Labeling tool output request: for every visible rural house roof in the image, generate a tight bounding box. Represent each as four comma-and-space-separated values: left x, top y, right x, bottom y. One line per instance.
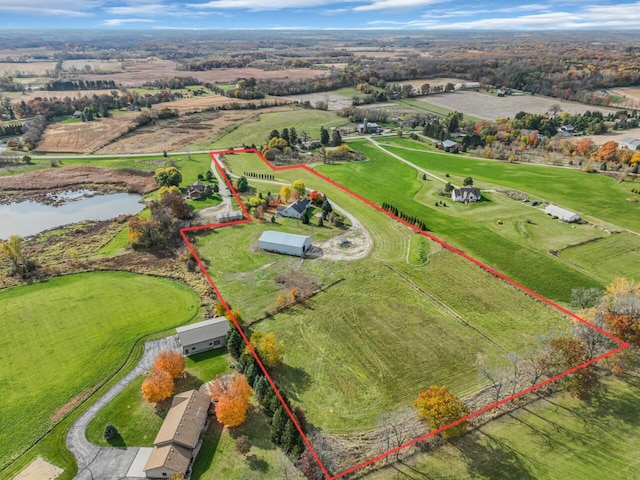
176, 317, 230, 348
620, 137, 640, 150
441, 140, 461, 148
145, 443, 191, 474
453, 187, 481, 197
290, 198, 311, 214
153, 389, 211, 449
187, 181, 206, 192
259, 230, 311, 249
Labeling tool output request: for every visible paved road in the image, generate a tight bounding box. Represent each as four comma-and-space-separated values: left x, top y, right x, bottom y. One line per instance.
67, 336, 180, 480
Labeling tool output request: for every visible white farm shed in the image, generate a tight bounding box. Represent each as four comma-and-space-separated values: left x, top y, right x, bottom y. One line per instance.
176, 317, 230, 356
544, 204, 580, 223
258, 230, 311, 257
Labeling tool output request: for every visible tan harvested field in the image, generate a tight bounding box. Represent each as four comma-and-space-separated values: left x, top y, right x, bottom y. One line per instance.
62, 59, 124, 72
76, 59, 328, 87
582, 126, 640, 146
36, 114, 137, 154
609, 87, 640, 109
280, 92, 352, 111
0, 62, 57, 75
414, 90, 620, 120
95, 108, 289, 154
151, 94, 254, 114
13, 89, 117, 102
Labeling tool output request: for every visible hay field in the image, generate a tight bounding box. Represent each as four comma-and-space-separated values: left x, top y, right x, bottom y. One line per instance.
77, 59, 328, 88
36, 115, 137, 154
0, 62, 57, 76
414, 91, 619, 120
279, 92, 352, 111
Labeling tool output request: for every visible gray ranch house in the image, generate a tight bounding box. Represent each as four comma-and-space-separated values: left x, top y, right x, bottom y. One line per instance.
277, 198, 311, 220
176, 317, 230, 356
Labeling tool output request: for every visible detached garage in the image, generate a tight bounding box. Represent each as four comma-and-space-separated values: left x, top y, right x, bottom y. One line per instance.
258, 230, 311, 257
176, 317, 230, 356
544, 204, 580, 223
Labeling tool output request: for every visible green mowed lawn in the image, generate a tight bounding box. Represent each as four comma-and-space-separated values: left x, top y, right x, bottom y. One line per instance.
365, 375, 640, 479
316, 142, 601, 302
255, 250, 569, 433
381, 143, 639, 232
560, 232, 640, 283
191, 405, 302, 480
86, 349, 232, 447
0, 272, 199, 469
210, 108, 350, 149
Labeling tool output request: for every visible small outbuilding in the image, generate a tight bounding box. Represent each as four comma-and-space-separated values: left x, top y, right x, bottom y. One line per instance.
258, 230, 311, 257
619, 137, 640, 151
176, 317, 230, 356
451, 187, 481, 203
544, 204, 580, 223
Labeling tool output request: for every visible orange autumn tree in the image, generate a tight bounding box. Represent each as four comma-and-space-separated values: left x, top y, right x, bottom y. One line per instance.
154, 350, 185, 379
598, 140, 618, 162
414, 386, 469, 439
141, 368, 174, 403
209, 374, 252, 427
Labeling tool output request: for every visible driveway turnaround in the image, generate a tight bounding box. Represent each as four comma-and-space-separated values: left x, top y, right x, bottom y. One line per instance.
66, 336, 180, 480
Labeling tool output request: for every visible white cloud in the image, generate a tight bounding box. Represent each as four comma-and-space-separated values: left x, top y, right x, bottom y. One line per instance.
189, 0, 330, 11
0, 0, 103, 16
370, 2, 640, 29
103, 18, 156, 26
354, 0, 445, 11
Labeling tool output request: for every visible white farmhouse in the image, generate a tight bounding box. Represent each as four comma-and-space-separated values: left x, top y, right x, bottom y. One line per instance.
451, 187, 481, 203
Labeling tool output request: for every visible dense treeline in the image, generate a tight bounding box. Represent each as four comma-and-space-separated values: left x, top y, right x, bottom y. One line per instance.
141, 76, 202, 89
44, 79, 117, 91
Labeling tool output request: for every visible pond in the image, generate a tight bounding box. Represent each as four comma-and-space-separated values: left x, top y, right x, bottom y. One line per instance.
0, 191, 145, 239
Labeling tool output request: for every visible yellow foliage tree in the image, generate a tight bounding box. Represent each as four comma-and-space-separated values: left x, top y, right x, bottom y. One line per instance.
279, 185, 292, 203
631, 151, 640, 166
292, 179, 306, 197
214, 302, 227, 317
414, 386, 469, 439
250, 332, 285, 367
288, 287, 300, 303
141, 368, 174, 403
153, 350, 185, 379
277, 294, 287, 308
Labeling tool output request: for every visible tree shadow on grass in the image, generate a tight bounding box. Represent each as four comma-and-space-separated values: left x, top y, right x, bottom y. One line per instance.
451, 431, 537, 480
106, 433, 127, 447
227, 406, 276, 451
190, 421, 224, 480
272, 364, 312, 402
246, 454, 269, 473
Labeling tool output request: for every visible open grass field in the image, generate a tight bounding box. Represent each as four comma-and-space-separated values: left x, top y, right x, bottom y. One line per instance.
209, 108, 350, 149
86, 349, 232, 447
194, 153, 572, 436
412, 90, 619, 121
560, 232, 640, 283
379, 142, 639, 233
365, 375, 640, 480
0, 272, 199, 470
315, 142, 602, 302
394, 97, 482, 123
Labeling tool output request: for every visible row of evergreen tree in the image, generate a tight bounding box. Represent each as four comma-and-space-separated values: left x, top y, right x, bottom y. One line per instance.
243, 171, 275, 180
381, 202, 428, 231
226, 328, 306, 458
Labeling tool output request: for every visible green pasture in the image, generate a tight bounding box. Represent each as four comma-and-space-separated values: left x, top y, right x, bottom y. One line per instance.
560, 232, 640, 283
381, 143, 639, 232
365, 375, 640, 480
0, 272, 199, 470
210, 108, 350, 149
315, 142, 601, 301
86, 349, 231, 447
195, 152, 571, 433
255, 250, 569, 433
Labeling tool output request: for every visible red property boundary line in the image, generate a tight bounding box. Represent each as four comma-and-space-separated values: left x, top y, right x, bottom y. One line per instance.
179, 148, 629, 480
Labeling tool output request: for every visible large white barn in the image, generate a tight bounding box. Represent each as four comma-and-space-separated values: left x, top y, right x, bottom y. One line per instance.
258, 230, 311, 257
544, 204, 580, 223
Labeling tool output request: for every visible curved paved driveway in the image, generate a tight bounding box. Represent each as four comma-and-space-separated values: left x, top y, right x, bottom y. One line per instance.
67, 336, 179, 480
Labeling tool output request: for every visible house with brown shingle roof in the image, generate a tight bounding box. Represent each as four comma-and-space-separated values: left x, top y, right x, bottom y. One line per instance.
144, 390, 211, 479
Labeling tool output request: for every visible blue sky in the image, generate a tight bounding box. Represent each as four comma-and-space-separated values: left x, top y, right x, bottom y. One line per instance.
1, 0, 640, 30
